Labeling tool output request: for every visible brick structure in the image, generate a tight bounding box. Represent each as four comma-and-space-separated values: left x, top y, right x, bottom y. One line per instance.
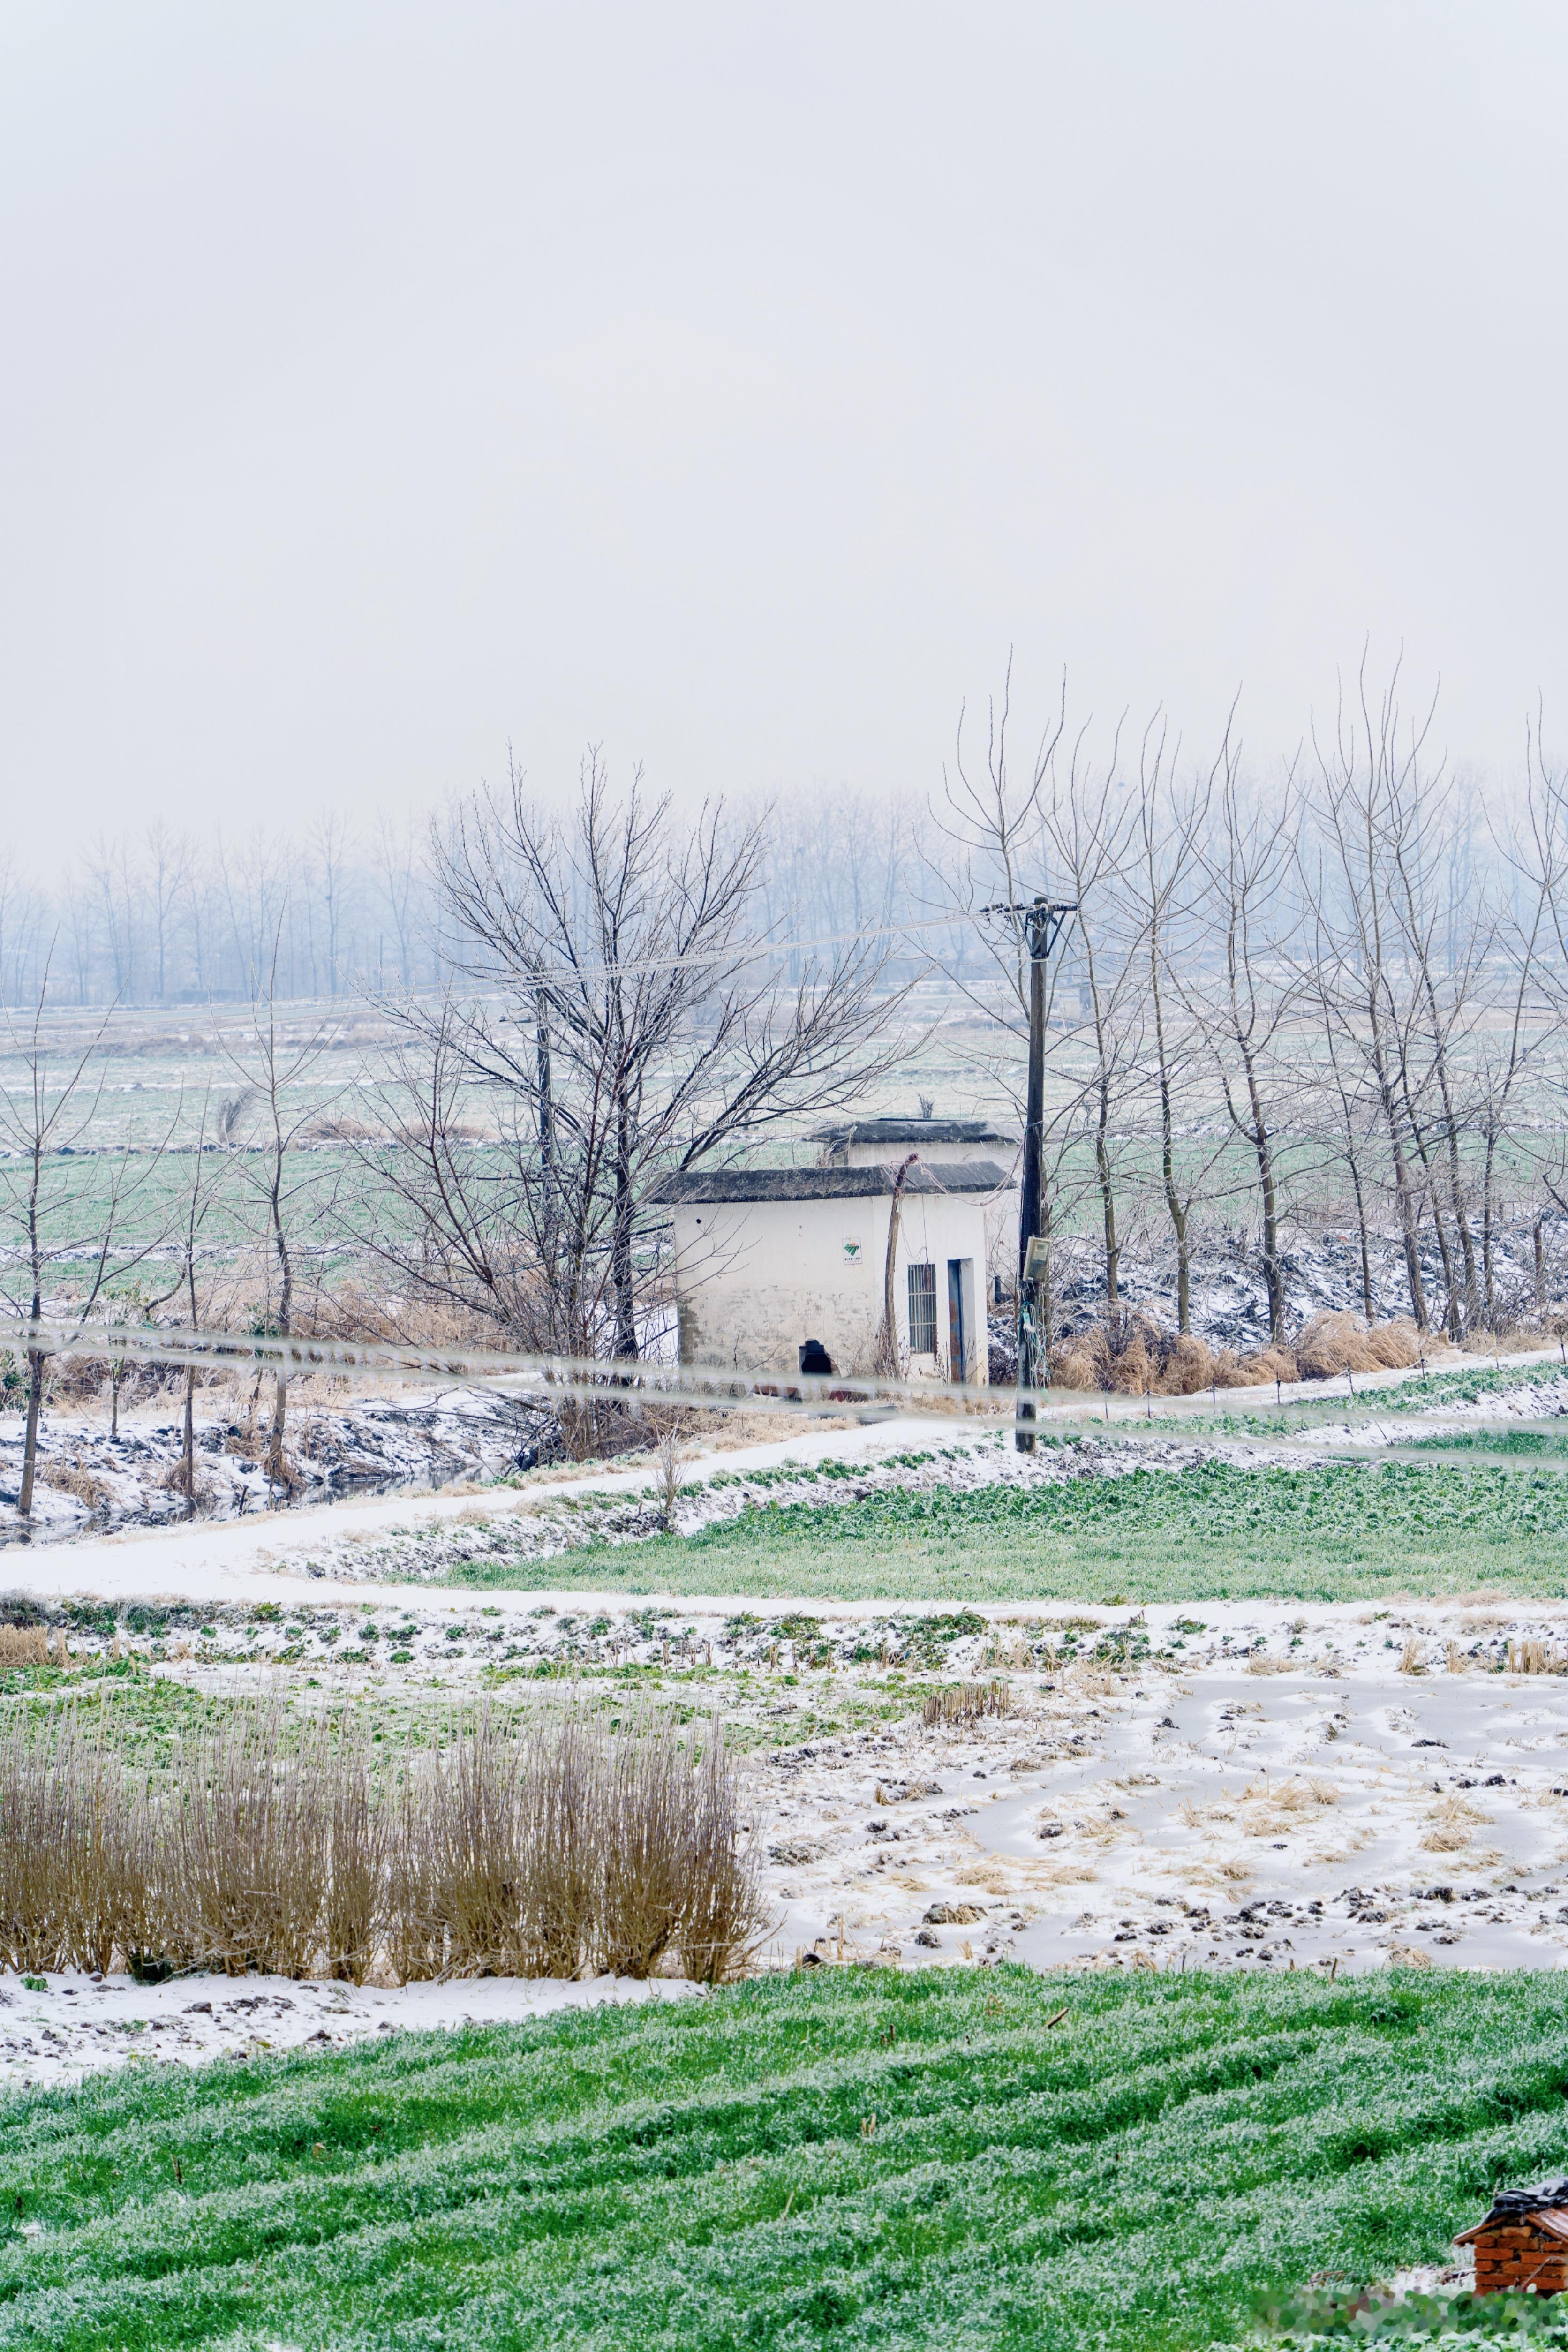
1457, 2181, 1568, 2295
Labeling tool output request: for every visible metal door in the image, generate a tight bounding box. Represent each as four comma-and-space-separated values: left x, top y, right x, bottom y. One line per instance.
947, 1258, 969, 1384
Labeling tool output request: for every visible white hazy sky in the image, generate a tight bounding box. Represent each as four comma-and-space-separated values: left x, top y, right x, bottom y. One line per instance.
3, 2, 1566, 858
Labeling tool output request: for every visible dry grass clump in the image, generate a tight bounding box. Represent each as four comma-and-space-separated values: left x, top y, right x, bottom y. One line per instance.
1420, 1794, 1491, 1852
38, 1463, 114, 1510
983, 1628, 1039, 1670
0, 1700, 768, 1986
922, 1680, 1014, 1727
0, 1624, 50, 1666
1507, 1637, 1567, 1675
1239, 1775, 1337, 1836
952, 1863, 1014, 1894
1046, 1307, 1424, 1394
1294, 1311, 1423, 1379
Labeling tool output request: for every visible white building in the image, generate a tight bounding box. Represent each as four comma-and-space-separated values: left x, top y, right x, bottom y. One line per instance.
810, 1112, 1019, 1176
655, 1159, 1009, 1382
812, 1113, 1020, 1289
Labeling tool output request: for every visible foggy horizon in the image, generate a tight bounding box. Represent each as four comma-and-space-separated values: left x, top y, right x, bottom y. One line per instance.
6, 3, 1568, 858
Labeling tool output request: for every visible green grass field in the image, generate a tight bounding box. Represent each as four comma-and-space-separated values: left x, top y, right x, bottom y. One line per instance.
1, 1967, 1565, 2351
444, 1458, 1568, 1603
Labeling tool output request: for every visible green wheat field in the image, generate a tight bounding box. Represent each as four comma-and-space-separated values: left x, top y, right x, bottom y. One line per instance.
3, 1967, 1566, 2350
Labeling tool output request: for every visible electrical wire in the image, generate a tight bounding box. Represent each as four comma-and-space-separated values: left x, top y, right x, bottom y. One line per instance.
439, 905, 1035, 995
0, 1315, 1022, 1423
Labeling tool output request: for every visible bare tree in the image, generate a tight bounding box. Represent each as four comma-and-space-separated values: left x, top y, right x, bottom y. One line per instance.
142, 821, 193, 1007
0, 968, 175, 1517
411, 751, 905, 1368
168, 1089, 226, 1508
1129, 719, 1231, 1332
218, 930, 347, 1483
308, 813, 353, 1001
1043, 742, 1141, 1313
1184, 734, 1302, 1346
1305, 660, 1441, 1329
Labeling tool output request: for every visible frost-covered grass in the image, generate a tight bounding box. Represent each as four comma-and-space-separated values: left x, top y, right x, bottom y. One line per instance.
1158, 1360, 1568, 1439
443, 1458, 1568, 1602
1, 1966, 1565, 2350
1401, 1426, 1568, 1458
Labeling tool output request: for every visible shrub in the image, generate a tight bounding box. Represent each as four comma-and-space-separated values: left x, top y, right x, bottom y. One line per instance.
0, 1698, 766, 1986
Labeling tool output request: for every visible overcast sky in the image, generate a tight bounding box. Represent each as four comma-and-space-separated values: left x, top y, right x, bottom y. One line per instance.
3, 2, 1565, 858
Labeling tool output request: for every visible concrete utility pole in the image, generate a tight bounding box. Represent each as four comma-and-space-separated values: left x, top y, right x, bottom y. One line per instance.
984, 895, 1077, 1451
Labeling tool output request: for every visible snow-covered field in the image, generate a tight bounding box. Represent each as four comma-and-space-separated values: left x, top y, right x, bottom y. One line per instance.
9, 1341, 1568, 2098
11, 1593, 1568, 2092
0, 1967, 695, 2094
751, 1602, 1568, 1981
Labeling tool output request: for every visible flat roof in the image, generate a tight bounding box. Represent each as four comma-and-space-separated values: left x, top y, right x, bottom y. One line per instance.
652, 1159, 1011, 1205
810, 1117, 1018, 1146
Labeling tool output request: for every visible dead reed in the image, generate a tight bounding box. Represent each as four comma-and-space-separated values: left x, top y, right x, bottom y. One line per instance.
1507, 1637, 1566, 1675
0, 1698, 767, 1985
922, 1679, 1015, 1727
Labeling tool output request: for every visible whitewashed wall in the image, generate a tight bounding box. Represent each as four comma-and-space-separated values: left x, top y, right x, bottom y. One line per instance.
833, 1138, 1020, 1287
670, 1190, 991, 1379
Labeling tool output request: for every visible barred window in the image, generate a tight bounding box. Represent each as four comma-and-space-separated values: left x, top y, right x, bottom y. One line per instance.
906, 1261, 938, 1354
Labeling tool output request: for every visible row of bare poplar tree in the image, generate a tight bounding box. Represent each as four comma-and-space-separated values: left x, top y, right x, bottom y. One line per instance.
0, 815, 444, 1010
936, 662, 1568, 1351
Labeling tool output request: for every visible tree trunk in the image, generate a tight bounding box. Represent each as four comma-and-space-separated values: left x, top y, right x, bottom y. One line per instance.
183, 1367, 197, 1516
611, 1089, 637, 1364
1481, 1132, 1499, 1327
268, 1371, 288, 1489
1402, 1101, 1458, 1336
535, 988, 558, 1299
1154, 1027, 1189, 1331
265, 1166, 293, 1484
879, 1156, 917, 1374
1095, 1075, 1119, 1311
1370, 1044, 1427, 1329
1347, 1157, 1375, 1323
17, 1352, 44, 1521
1237, 1044, 1284, 1347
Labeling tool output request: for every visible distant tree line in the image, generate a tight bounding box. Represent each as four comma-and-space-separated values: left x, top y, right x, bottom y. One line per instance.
0, 815, 445, 1006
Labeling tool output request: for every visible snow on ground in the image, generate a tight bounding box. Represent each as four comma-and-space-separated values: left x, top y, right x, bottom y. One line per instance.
9, 1342, 1568, 2096
0, 1384, 551, 1542
12, 1596, 1568, 2094
752, 1605, 1568, 1984
0, 1967, 698, 2094
1043, 1218, 1568, 1355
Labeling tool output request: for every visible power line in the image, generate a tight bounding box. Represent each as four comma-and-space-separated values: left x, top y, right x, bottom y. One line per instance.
0, 1315, 1018, 1424
445, 908, 1002, 995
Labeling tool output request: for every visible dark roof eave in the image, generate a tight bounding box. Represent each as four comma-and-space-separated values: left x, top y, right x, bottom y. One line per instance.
808, 1118, 1018, 1146
651, 1159, 1011, 1205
